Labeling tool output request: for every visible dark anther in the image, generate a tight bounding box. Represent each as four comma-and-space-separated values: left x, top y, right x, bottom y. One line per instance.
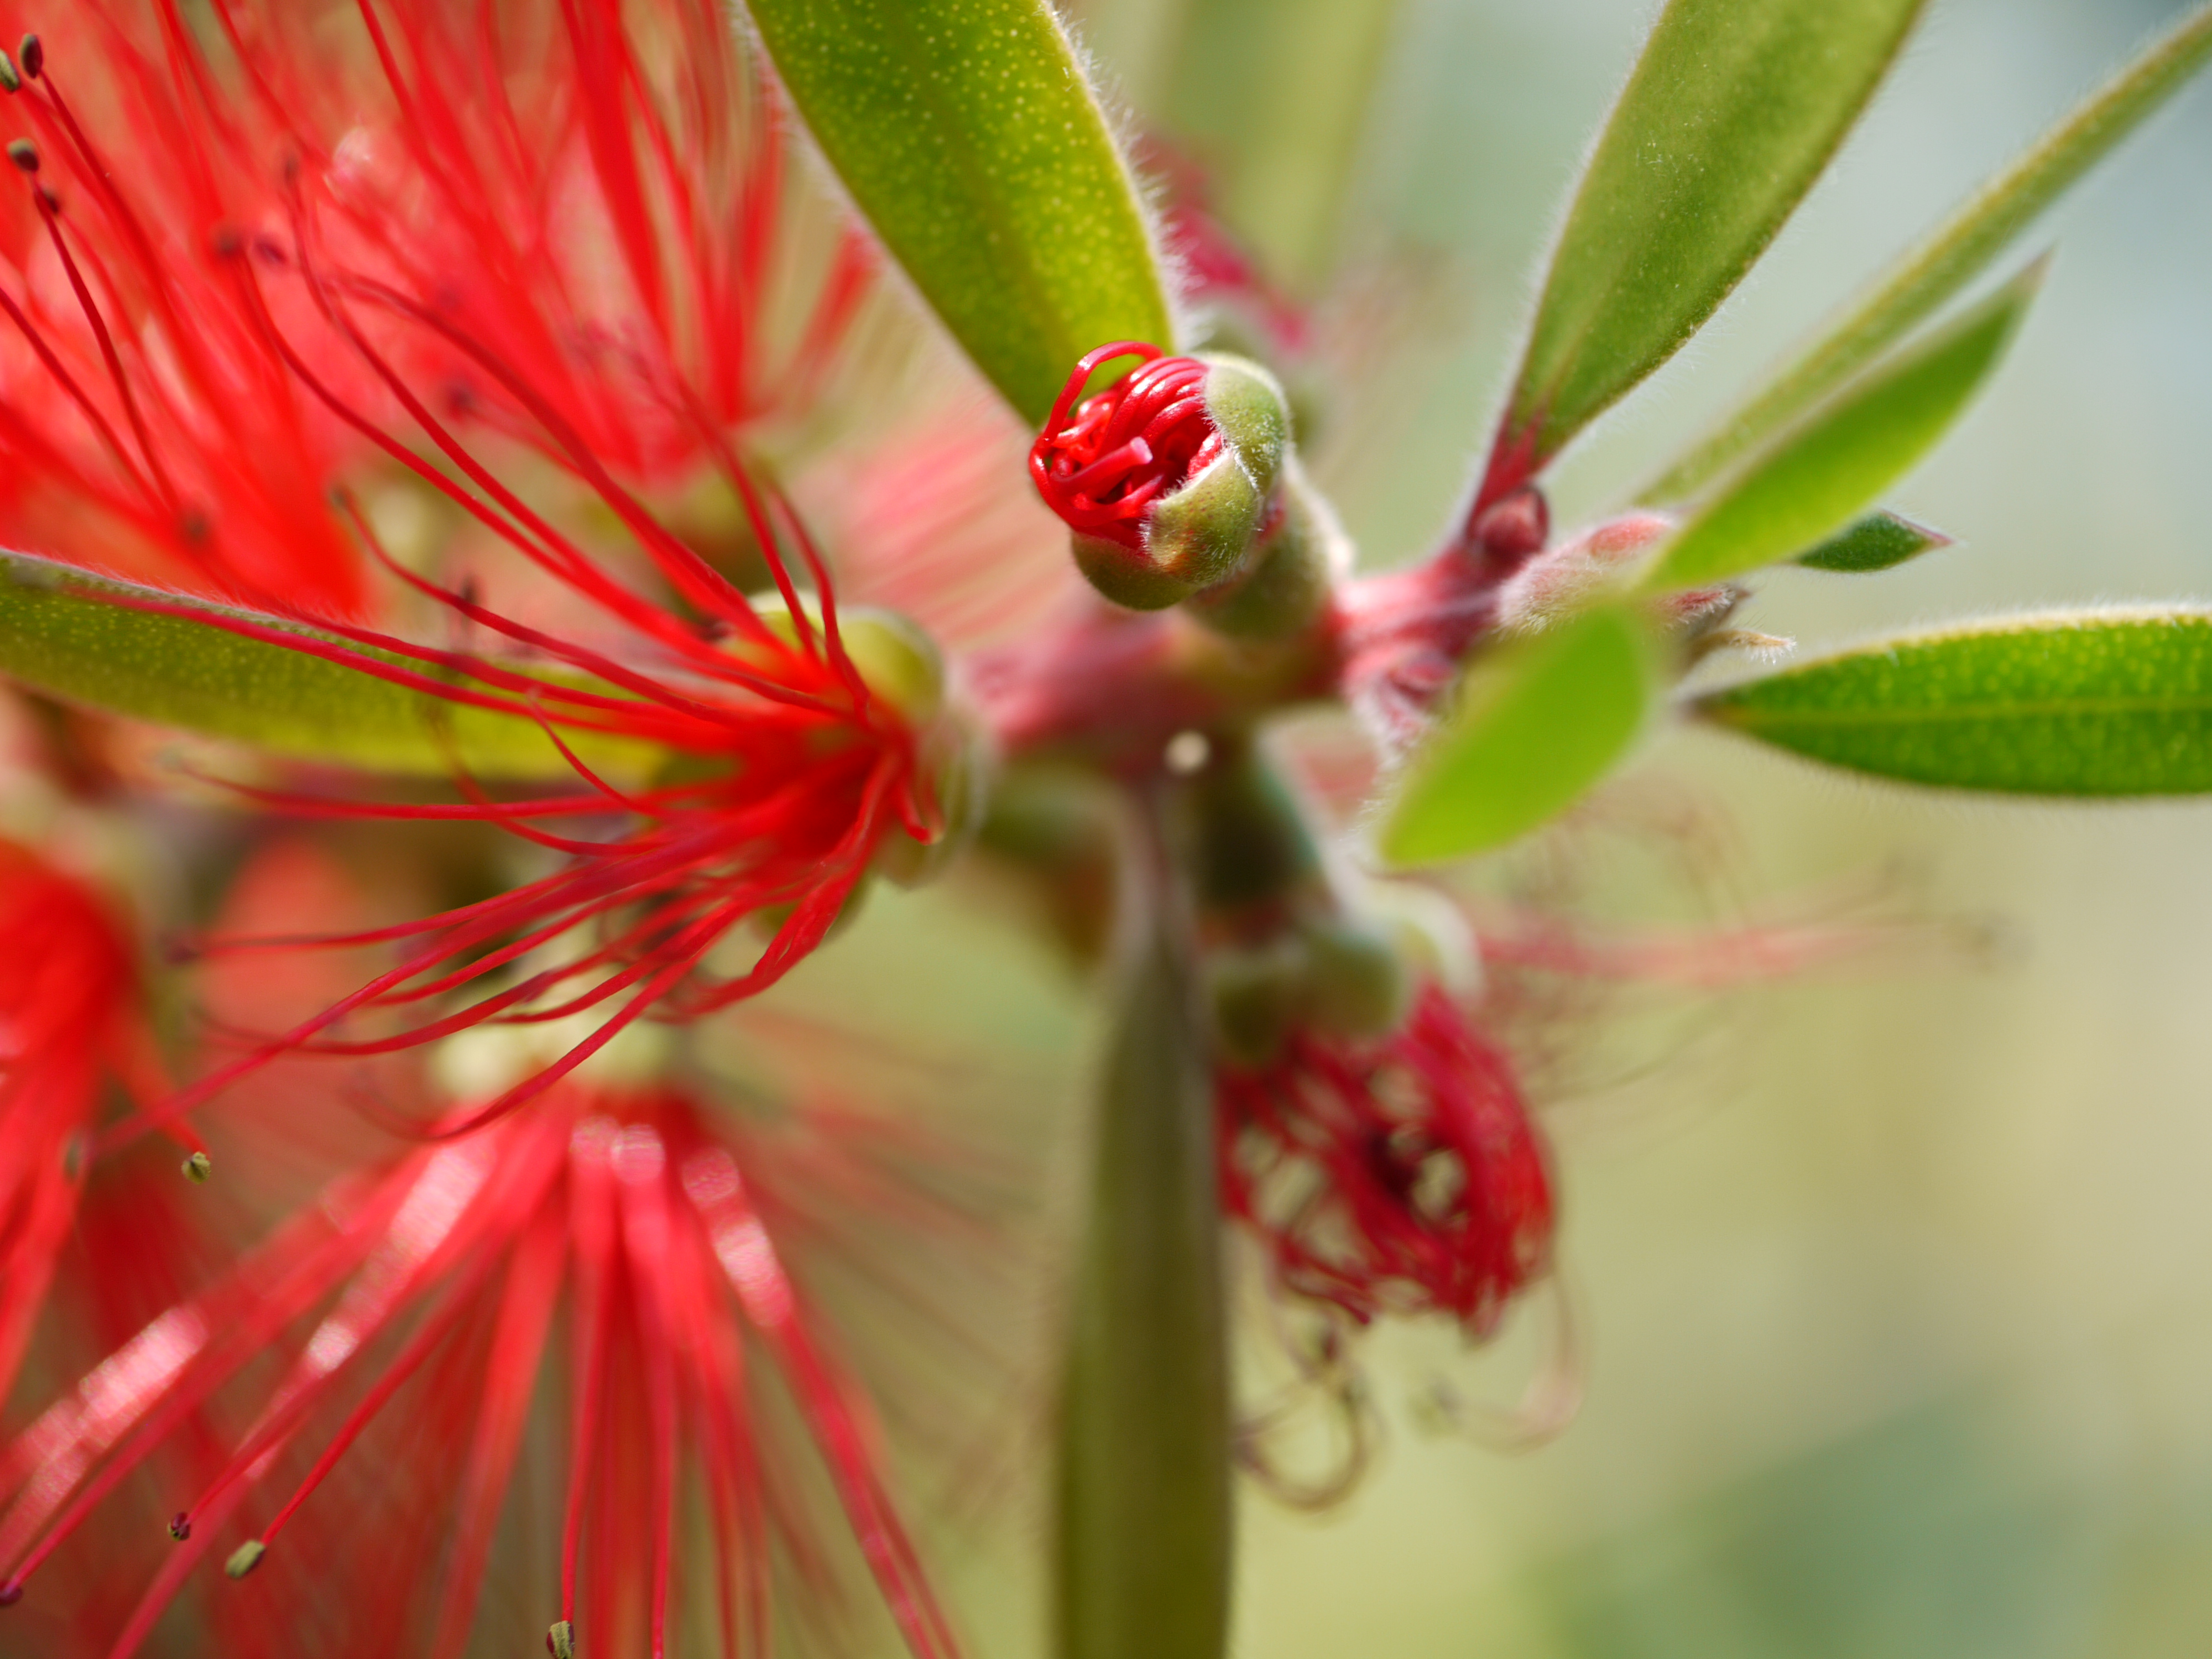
0, 51, 19, 93
169, 1512, 192, 1542
6, 138, 36, 174
208, 224, 243, 260
0, 1580, 22, 1608
35, 184, 57, 213
18, 34, 42, 80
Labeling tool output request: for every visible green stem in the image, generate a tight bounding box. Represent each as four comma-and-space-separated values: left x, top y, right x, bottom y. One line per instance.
1054, 820, 1233, 1659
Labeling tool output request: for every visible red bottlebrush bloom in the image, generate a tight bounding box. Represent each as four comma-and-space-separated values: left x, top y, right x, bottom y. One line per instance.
1028, 343, 1222, 550
0, 3, 946, 1128
0, 836, 182, 1405
1216, 985, 1554, 1335
0, 1081, 959, 1659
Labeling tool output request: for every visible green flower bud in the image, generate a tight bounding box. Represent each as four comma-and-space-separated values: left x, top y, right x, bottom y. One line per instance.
1297, 912, 1412, 1041
1206, 935, 1310, 1067
1032, 345, 1294, 610
747, 593, 945, 724
1182, 456, 1344, 641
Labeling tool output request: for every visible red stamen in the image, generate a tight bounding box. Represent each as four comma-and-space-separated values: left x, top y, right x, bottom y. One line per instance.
1219, 987, 1554, 1334
1028, 343, 1223, 550
4, 1085, 971, 1658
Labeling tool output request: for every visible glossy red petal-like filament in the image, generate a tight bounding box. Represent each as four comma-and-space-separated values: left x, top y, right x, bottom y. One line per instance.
1027, 342, 1223, 551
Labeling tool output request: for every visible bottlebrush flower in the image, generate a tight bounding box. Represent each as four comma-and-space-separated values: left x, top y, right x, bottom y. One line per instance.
0, 0, 956, 1129
0, 1076, 962, 1659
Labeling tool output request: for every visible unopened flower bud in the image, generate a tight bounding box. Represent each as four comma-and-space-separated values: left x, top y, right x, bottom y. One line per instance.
747, 594, 945, 725
1180, 456, 1345, 640
1031, 343, 1291, 611
1495, 511, 1674, 635
874, 714, 993, 889
1206, 935, 1309, 1066
1297, 912, 1411, 1041
1169, 737, 1323, 918
1468, 484, 1550, 574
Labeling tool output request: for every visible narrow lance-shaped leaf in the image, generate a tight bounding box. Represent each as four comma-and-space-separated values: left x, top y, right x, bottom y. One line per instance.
0, 551, 655, 779
1794, 511, 1950, 573
746, 0, 1176, 427
1380, 604, 1656, 868
1699, 609, 2212, 794
1479, 0, 1926, 504
1056, 898, 1233, 1659
1648, 1, 2212, 501
1641, 262, 2039, 593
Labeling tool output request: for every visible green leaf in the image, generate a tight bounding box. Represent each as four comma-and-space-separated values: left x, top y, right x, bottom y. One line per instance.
1489, 0, 1926, 487
1794, 511, 1950, 573
1380, 605, 1656, 868
1699, 609, 2212, 794
0, 551, 653, 779
1056, 906, 1232, 1659
1641, 263, 2038, 593
745, 0, 1175, 427
1648, 2, 2212, 501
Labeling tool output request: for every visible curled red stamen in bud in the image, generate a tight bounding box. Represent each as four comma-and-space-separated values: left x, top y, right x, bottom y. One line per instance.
1029, 342, 1222, 550
16, 33, 40, 80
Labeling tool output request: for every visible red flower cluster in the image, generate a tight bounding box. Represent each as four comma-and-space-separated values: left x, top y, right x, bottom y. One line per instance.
1217, 986, 1554, 1335
0, 4, 964, 1653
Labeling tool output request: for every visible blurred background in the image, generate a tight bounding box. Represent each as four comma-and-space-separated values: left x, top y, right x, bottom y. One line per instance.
878, 0, 2212, 1653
